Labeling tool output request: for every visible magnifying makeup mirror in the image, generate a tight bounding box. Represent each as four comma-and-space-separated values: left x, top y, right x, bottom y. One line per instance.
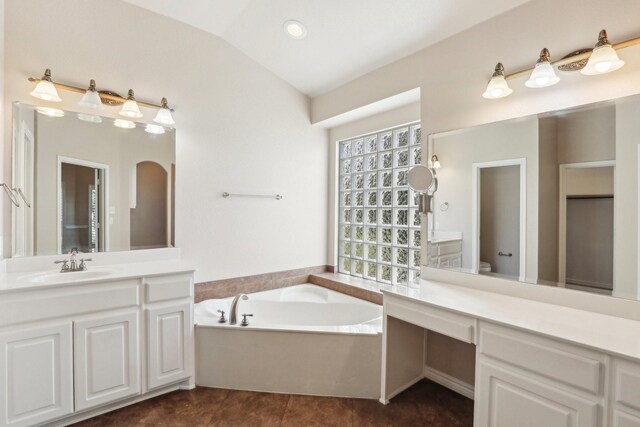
407, 165, 437, 214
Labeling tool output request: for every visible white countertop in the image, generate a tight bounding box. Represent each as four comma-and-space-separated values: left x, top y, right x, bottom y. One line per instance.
384, 279, 640, 362
0, 260, 196, 294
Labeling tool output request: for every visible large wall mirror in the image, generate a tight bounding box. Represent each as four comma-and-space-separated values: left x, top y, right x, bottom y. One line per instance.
427, 93, 640, 301
11, 102, 176, 257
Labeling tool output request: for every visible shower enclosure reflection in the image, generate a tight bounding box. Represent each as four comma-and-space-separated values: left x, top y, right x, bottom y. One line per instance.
11, 102, 176, 257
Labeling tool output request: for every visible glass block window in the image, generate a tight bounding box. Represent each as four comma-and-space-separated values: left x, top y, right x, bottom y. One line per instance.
338, 123, 422, 285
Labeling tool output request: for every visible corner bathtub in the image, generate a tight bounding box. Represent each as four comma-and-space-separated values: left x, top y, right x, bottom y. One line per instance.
195, 284, 382, 398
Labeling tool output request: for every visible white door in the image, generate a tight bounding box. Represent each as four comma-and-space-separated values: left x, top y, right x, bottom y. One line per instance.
74, 311, 140, 411
147, 303, 192, 390
475, 360, 600, 427
0, 323, 73, 427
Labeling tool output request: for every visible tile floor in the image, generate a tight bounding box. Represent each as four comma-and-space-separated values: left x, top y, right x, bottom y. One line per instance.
71, 380, 473, 427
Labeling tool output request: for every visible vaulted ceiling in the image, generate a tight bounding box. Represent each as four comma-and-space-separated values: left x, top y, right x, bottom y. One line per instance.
123, 0, 533, 96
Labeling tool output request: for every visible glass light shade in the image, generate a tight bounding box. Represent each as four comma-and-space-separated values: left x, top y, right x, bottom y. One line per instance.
36, 107, 64, 117
581, 45, 625, 75
114, 119, 135, 129
78, 90, 104, 110
525, 62, 560, 88
119, 99, 143, 118
431, 155, 441, 169
77, 113, 102, 123
482, 75, 512, 99
153, 108, 175, 125
145, 124, 165, 135
30, 80, 62, 102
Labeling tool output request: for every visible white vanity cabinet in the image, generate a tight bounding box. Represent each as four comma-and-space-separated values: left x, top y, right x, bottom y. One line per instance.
381, 282, 640, 427
0, 268, 194, 427
74, 311, 140, 411
475, 323, 603, 427
428, 239, 462, 268
0, 323, 73, 427
145, 275, 194, 390
611, 358, 640, 426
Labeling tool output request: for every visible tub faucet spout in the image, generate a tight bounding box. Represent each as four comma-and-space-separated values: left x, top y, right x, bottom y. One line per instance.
229, 294, 248, 325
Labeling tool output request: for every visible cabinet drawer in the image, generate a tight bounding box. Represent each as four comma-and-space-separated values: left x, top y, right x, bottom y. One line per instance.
479, 323, 604, 394
385, 295, 475, 343
145, 275, 192, 303
614, 359, 640, 413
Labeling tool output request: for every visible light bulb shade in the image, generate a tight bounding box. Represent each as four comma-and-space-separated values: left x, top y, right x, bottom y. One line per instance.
36, 107, 64, 117
119, 99, 143, 118
581, 45, 625, 75
77, 113, 102, 123
30, 80, 62, 102
145, 124, 166, 135
432, 160, 441, 169
114, 119, 135, 129
154, 108, 175, 125
482, 75, 512, 99
525, 62, 560, 88
78, 90, 105, 110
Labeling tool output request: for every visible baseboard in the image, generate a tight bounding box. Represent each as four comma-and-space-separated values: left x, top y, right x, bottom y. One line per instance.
423, 366, 475, 400
380, 374, 424, 404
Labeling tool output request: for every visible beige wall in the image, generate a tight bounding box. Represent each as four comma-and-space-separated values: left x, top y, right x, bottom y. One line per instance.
3, 0, 329, 282
538, 117, 559, 283
429, 117, 539, 282
557, 105, 616, 164
614, 97, 640, 299
566, 167, 614, 196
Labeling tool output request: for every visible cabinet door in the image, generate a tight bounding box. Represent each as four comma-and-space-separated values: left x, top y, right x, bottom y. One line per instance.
475, 359, 600, 427
0, 323, 73, 427
74, 311, 140, 411
147, 303, 193, 390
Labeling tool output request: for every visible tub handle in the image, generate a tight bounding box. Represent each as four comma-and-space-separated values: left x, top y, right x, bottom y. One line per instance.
241, 313, 253, 327
217, 310, 227, 323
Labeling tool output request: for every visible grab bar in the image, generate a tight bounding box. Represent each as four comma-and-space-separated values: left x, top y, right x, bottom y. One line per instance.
12, 187, 31, 208
0, 184, 20, 207
222, 192, 283, 200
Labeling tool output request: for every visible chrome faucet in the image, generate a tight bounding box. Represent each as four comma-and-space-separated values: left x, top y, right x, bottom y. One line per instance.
54, 248, 92, 273
229, 294, 248, 325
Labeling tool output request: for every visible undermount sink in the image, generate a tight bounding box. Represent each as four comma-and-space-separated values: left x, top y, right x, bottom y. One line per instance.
25, 268, 117, 284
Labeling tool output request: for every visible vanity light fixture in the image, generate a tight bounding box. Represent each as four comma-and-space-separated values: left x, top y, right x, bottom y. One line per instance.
430, 155, 441, 169
30, 69, 62, 102
27, 70, 176, 123
581, 30, 625, 75
114, 119, 135, 129
119, 89, 144, 118
145, 124, 165, 135
482, 29, 640, 99
78, 79, 105, 110
36, 106, 65, 117
153, 98, 175, 125
284, 20, 307, 39
77, 113, 102, 124
482, 63, 513, 99
525, 48, 560, 88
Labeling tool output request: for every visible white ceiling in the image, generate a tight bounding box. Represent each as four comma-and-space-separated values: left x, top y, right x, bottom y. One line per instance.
123, 0, 533, 97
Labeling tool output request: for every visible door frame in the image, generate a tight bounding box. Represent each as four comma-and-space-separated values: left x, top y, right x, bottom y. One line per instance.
471, 158, 527, 282
57, 156, 110, 254
558, 160, 615, 286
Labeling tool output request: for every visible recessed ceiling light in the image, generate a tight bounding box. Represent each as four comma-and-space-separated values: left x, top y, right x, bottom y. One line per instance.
284, 20, 307, 40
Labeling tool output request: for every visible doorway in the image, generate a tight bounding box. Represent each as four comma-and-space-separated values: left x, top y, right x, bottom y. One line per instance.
472, 159, 526, 281
130, 161, 169, 250
57, 157, 108, 254
559, 162, 615, 293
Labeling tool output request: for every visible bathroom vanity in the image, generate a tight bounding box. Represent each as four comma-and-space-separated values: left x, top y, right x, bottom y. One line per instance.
380, 272, 640, 427
0, 259, 195, 427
